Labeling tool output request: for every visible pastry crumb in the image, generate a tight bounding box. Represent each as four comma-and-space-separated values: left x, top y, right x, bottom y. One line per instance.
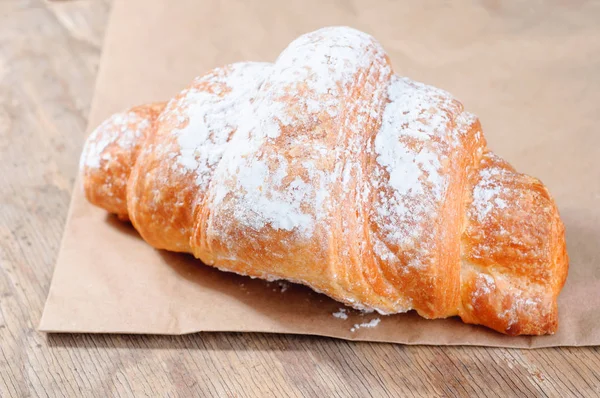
277, 281, 289, 293
350, 318, 381, 332
332, 308, 348, 320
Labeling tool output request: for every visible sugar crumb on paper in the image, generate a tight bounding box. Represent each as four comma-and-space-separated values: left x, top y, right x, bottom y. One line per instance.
277, 281, 289, 293
350, 318, 381, 332
332, 308, 348, 320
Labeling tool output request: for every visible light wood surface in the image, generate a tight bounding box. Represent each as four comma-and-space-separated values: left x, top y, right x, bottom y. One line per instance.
1, 1, 599, 396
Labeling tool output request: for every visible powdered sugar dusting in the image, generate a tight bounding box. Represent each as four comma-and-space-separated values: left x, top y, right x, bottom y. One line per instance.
209, 27, 388, 239
231, 157, 315, 233
499, 296, 532, 328
470, 271, 546, 329
81, 111, 149, 170
473, 273, 496, 297
470, 153, 511, 222
170, 62, 271, 191
370, 76, 461, 267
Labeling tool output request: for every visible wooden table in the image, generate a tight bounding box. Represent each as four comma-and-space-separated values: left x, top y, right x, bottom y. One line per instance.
1, 1, 599, 396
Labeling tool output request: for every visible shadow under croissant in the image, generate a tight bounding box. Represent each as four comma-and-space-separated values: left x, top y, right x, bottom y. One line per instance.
99, 213, 555, 343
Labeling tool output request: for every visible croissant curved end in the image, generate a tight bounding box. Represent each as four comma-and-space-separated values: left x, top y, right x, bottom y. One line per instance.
458, 152, 568, 335
80, 103, 165, 219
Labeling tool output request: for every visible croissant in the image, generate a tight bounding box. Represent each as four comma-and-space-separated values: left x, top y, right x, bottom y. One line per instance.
80, 27, 568, 335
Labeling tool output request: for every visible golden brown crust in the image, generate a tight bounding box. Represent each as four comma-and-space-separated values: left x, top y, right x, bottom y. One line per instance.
366, 83, 486, 319
80, 103, 165, 219
78, 27, 568, 335
127, 63, 270, 253
458, 152, 568, 334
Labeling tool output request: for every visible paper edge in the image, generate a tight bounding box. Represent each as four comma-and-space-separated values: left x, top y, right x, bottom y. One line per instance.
38, 0, 597, 348
38, 0, 122, 332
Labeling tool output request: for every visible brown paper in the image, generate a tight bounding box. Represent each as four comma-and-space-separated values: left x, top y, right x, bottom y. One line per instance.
40, 0, 600, 347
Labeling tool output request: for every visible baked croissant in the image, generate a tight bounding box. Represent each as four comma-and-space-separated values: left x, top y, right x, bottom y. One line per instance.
80, 27, 568, 335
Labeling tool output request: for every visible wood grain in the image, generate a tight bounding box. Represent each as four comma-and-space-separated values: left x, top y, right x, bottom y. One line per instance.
1, 1, 599, 396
